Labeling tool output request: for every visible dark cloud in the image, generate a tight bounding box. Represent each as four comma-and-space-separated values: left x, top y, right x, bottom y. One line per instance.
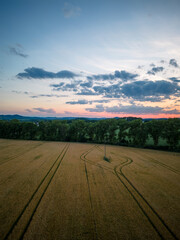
169, 59, 179, 68
150, 63, 156, 67
147, 67, 164, 75
114, 70, 138, 80
80, 80, 93, 88
33, 108, 56, 113
93, 84, 121, 98
135, 96, 165, 102
160, 60, 165, 64
86, 104, 180, 115
52, 81, 81, 92
17, 68, 78, 79
87, 70, 138, 81
9, 45, 28, 58
91, 80, 179, 101
121, 80, 178, 99
169, 77, 180, 83
62, 3, 81, 18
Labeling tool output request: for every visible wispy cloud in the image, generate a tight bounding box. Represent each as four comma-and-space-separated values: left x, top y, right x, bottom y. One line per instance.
66, 99, 88, 105
25, 109, 32, 113
62, 2, 81, 18
12, 90, 29, 94
8, 44, 28, 58
86, 104, 180, 115
33, 108, 56, 113
17, 68, 78, 79
66, 99, 110, 105
30, 94, 67, 98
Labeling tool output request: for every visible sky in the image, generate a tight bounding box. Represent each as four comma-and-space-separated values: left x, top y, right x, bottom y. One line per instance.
0, 0, 180, 118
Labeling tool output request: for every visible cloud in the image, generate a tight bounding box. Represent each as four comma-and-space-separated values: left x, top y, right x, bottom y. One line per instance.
66, 99, 110, 105
114, 70, 138, 81
33, 108, 56, 113
30, 94, 67, 98
169, 59, 179, 68
87, 70, 138, 81
62, 3, 81, 18
12, 90, 29, 94
169, 77, 180, 83
8, 45, 28, 58
147, 67, 164, 75
91, 80, 179, 101
80, 80, 93, 88
93, 84, 121, 98
86, 104, 105, 112
25, 109, 32, 112
121, 80, 178, 99
105, 105, 163, 114
51, 81, 81, 92
89, 99, 110, 104
86, 104, 180, 115
66, 99, 89, 105
76, 88, 98, 95
17, 68, 78, 79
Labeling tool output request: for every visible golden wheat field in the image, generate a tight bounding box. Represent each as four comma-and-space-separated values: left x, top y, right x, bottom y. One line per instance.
0, 139, 180, 240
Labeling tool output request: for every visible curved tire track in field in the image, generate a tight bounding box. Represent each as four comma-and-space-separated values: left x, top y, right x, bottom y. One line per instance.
114, 158, 178, 240
126, 149, 180, 175
80, 145, 114, 173
4, 143, 69, 240
82, 145, 178, 240
0, 142, 45, 166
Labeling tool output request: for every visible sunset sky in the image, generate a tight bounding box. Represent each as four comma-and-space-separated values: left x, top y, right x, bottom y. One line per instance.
0, 0, 180, 118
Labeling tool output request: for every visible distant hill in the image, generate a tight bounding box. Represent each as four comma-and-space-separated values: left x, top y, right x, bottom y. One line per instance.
0, 114, 171, 122
0, 114, 106, 122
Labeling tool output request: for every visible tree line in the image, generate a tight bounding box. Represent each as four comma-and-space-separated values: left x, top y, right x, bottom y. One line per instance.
0, 118, 179, 151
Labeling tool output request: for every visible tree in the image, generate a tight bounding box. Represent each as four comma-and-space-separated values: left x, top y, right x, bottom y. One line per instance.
128, 119, 148, 146
118, 119, 129, 144
162, 118, 180, 150
146, 120, 164, 146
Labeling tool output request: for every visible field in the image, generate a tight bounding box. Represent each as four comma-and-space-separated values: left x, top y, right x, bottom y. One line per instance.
0, 139, 180, 240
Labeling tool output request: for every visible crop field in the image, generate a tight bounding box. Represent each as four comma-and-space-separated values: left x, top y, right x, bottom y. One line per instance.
0, 139, 180, 240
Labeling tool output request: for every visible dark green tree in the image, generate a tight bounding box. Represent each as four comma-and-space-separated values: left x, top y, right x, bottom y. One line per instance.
146, 120, 164, 146
162, 118, 180, 149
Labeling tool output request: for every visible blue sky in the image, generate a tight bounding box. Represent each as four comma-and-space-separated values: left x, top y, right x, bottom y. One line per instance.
0, 0, 180, 118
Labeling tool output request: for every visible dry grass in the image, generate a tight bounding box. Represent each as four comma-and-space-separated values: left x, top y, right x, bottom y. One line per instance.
0, 139, 179, 240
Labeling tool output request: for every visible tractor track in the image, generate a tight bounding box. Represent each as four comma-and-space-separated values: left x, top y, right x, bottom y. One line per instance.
126, 149, 180, 175
80, 145, 99, 240
81, 145, 178, 240
4, 143, 69, 240
114, 158, 178, 240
